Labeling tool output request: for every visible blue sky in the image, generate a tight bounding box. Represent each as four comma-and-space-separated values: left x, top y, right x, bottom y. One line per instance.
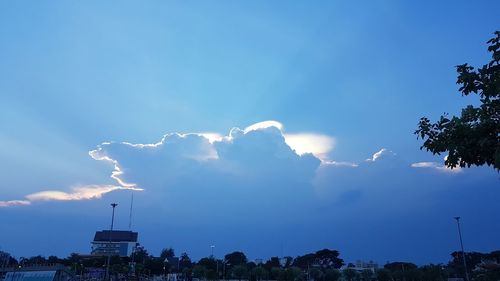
0, 1, 499, 264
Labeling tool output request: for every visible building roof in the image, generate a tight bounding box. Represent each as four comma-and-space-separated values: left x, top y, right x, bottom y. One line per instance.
93, 230, 138, 242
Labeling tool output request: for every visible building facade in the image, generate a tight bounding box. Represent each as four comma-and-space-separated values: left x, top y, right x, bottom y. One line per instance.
91, 230, 138, 257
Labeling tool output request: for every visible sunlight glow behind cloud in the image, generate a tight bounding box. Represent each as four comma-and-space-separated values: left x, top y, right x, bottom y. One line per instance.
199, 121, 336, 160
243, 120, 284, 133
0, 185, 142, 208
88, 149, 140, 188
283, 133, 335, 159
25, 185, 142, 201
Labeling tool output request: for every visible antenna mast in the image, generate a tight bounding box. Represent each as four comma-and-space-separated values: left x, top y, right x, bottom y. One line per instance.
129, 192, 134, 230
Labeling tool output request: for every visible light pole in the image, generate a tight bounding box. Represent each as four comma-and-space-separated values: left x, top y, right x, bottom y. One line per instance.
454, 217, 469, 281
210, 245, 218, 280
105, 203, 118, 281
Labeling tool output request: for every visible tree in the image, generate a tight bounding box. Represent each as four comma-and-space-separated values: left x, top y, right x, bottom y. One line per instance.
265, 257, 281, 271
193, 265, 208, 279
47, 256, 60, 264
198, 257, 218, 272
251, 266, 268, 281
376, 269, 392, 281
416, 31, 500, 170
314, 249, 344, 269
384, 262, 417, 272
343, 268, 359, 281
145, 256, 165, 275
293, 253, 317, 269
0, 251, 16, 267
361, 269, 372, 281
308, 268, 323, 281
132, 247, 150, 264
232, 265, 248, 281
271, 267, 284, 280
282, 257, 294, 268
26, 255, 47, 265
449, 251, 483, 279
420, 264, 447, 281
160, 248, 175, 260
224, 251, 248, 268
282, 267, 302, 281
183, 267, 193, 281
324, 269, 341, 281
65, 253, 82, 266
179, 252, 193, 270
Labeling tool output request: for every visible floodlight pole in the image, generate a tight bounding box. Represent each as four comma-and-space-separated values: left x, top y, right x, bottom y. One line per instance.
454, 217, 469, 281
106, 203, 118, 281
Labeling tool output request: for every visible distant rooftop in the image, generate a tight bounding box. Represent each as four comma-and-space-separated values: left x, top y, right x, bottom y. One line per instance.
93, 230, 138, 242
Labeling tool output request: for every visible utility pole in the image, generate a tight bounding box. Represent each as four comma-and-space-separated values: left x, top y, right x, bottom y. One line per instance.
454, 217, 469, 281
106, 203, 118, 281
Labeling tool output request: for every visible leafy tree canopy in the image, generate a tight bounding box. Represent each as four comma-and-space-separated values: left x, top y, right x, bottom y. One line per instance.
384, 262, 418, 272
231, 265, 249, 280
224, 251, 248, 268
198, 257, 218, 271
179, 252, 192, 269
314, 249, 344, 269
324, 269, 341, 281
265, 257, 281, 271
160, 248, 175, 260
416, 31, 500, 170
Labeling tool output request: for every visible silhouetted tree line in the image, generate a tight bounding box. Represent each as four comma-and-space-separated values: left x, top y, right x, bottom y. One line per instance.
1, 248, 499, 281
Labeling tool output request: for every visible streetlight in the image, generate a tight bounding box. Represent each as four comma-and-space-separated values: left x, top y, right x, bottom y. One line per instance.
210, 245, 218, 280
454, 217, 469, 281
223, 259, 227, 281
210, 245, 215, 257
105, 203, 118, 281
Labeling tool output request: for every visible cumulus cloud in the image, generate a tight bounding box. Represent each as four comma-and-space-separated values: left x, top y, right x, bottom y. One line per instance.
79, 121, 472, 221
0, 121, 467, 210
2, 120, 498, 265
200, 121, 336, 160
85, 121, 328, 193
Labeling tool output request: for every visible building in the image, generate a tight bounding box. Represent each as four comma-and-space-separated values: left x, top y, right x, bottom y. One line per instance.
344, 260, 379, 273
1, 265, 73, 281
91, 230, 139, 257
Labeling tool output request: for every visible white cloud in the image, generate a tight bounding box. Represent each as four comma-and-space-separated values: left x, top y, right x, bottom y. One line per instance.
411, 162, 462, 173
321, 160, 358, 167
25, 185, 142, 202
88, 148, 139, 188
0, 121, 468, 210
0, 185, 142, 208
366, 148, 396, 162
0, 200, 31, 207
